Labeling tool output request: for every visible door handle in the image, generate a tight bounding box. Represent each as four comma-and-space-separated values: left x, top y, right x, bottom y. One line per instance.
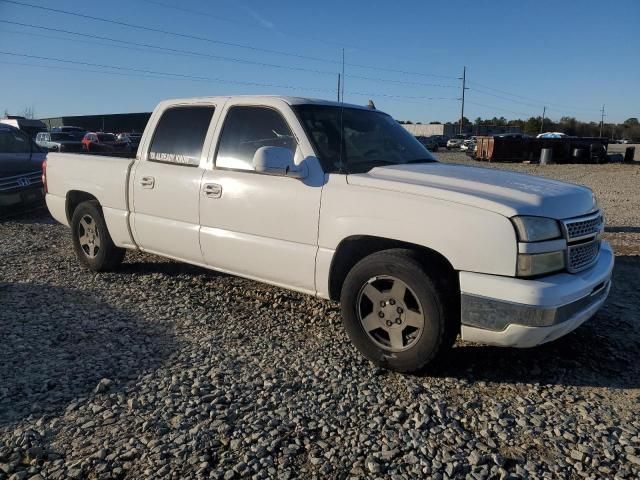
140, 176, 155, 188
203, 183, 222, 198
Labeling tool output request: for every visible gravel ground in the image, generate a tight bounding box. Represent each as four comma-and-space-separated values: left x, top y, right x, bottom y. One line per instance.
1, 155, 639, 479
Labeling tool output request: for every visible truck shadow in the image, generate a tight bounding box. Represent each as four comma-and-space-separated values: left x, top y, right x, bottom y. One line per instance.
0, 283, 175, 427
119, 258, 225, 278
0, 205, 51, 224
430, 255, 640, 389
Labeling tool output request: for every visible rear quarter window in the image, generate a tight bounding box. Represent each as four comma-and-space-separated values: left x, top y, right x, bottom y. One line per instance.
148, 106, 215, 166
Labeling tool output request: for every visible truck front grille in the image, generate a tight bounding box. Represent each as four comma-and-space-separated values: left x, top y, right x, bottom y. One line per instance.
567, 240, 600, 273
562, 211, 602, 273
0, 171, 43, 192
564, 212, 603, 240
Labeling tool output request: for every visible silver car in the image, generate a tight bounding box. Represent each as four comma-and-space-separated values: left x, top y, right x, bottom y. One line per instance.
35, 132, 83, 152
446, 138, 464, 149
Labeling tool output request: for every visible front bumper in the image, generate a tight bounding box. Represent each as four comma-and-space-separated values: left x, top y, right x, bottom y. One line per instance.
459, 241, 614, 348
0, 186, 44, 208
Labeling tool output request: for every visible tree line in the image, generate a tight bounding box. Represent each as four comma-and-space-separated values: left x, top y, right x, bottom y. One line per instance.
399, 116, 640, 141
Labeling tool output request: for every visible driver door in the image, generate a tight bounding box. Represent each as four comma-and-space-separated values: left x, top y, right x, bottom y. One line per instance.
199, 102, 324, 294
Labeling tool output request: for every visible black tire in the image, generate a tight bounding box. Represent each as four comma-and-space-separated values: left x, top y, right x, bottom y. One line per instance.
71, 200, 125, 271
340, 249, 457, 373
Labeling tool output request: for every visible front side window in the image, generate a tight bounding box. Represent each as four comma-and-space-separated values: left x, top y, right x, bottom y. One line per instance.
294, 105, 437, 174
149, 106, 215, 166
216, 106, 296, 171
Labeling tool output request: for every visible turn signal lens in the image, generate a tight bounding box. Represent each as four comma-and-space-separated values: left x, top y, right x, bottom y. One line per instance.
517, 251, 565, 277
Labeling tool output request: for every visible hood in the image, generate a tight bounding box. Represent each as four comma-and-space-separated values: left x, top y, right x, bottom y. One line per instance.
347, 163, 596, 219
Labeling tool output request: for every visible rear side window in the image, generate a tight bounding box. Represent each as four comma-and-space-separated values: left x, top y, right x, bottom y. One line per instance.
149, 106, 215, 166
216, 106, 296, 171
0, 130, 31, 154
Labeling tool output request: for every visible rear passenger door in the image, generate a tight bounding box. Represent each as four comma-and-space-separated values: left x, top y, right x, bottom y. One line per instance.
131, 104, 217, 264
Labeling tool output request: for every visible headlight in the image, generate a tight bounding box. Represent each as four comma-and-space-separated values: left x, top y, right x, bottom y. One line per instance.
511, 216, 562, 242
517, 251, 565, 277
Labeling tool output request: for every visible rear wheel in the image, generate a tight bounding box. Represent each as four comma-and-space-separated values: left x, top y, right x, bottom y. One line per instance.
71, 201, 125, 271
340, 249, 456, 373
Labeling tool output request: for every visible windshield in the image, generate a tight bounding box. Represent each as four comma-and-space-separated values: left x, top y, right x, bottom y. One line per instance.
294, 105, 437, 174
97, 134, 116, 142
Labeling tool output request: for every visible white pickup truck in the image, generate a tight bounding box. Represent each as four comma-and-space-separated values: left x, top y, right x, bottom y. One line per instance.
44, 96, 614, 372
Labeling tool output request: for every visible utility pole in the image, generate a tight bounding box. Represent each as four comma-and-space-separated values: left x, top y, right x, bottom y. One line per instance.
337, 74, 341, 102
341, 48, 345, 103
540, 106, 546, 135
459, 66, 467, 135
599, 105, 605, 137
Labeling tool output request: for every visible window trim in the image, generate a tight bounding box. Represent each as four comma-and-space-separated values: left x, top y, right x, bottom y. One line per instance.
147, 104, 216, 168
213, 104, 299, 174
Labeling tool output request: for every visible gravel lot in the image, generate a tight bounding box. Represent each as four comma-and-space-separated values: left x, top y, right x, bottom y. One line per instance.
1, 152, 639, 479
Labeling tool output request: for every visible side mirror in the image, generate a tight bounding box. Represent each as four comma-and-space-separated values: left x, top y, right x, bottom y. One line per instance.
253, 146, 307, 179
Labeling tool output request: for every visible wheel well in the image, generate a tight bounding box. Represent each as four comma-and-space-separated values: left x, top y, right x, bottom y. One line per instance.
328, 236, 459, 302
66, 191, 99, 224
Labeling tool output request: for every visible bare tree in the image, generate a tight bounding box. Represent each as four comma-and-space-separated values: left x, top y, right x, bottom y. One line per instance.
21, 106, 36, 119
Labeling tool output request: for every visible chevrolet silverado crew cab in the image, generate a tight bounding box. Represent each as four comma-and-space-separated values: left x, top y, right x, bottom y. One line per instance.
44, 96, 614, 372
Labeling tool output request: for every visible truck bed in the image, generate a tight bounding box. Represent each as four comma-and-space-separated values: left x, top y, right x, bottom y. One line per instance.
45, 152, 136, 247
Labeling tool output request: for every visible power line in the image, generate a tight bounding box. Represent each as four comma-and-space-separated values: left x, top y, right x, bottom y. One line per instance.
0, 51, 460, 103
0, 21, 460, 89
0, 0, 339, 64
0, 20, 337, 75
139, 0, 461, 77
467, 80, 600, 113
464, 100, 535, 118
138, 0, 357, 50
347, 73, 457, 88
0, 50, 336, 91
467, 87, 542, 109
0, 0, 458, 80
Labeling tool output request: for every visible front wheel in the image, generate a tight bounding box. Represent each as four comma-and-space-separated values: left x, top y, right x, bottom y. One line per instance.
340, 249, 455, 373
71, 201, 125, 271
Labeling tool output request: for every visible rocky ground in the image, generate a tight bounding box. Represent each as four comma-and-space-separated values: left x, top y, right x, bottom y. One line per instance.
1, 155, 639, 479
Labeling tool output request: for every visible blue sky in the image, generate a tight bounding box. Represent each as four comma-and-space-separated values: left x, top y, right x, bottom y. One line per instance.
0, 0, 638, 123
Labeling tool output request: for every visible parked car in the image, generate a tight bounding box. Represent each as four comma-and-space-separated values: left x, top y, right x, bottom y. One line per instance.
0, 123, 47, 215
460, 139, 476, 151
466, 142, 478, 159
434, 135, 449, 147
415, 136, 439, 152
82, 132, 120, 152
51, 126, 87, 140
537, 132, 568, 139
36, 132, 84, 152
44, 96, 613, 373
116, 132, 143, 152
446, 138, 464, 149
